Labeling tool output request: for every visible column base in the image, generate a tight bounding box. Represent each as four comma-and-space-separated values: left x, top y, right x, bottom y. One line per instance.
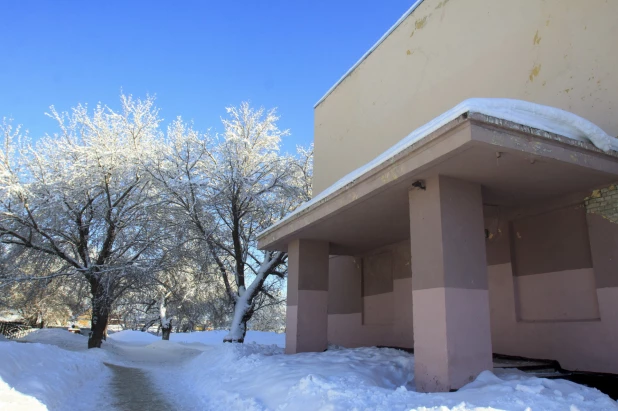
413, 287, 493, 392
285, 290, 328, 354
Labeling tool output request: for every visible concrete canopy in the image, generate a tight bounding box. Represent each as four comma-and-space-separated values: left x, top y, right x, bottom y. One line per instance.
257, 112, 618, 255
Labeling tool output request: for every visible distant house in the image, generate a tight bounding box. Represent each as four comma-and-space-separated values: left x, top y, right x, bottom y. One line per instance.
72, 312, 125, 332
73, 312, 92, 329
258, 0, 618, 393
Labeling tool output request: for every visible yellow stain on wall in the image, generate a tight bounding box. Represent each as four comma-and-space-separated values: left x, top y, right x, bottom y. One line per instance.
435, 0, 450, 9
410, 15, 431, 37
533, 30, 542, 45
529, 64, 542, 82
415, 16, 429, 29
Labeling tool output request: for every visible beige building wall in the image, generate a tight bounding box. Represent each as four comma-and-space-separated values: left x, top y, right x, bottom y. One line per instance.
485, 191, 618, 373
327, 241, 414, 349
313, 0, 618, 195
326, 186, 618, 374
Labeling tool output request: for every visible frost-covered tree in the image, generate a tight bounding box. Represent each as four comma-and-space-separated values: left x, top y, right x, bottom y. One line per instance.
0, 240, 92, 327
1, 97, 312, 346
248, 287, 286, 333
0, 255, 90, 328
150, 261, 204, 340
207, 103, 312, 342
0, 96, 168, 348
149, 103, 312, 342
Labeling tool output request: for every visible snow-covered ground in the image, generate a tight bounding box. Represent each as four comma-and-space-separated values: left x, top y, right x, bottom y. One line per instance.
0, 329, 616, 411
107, 328, 285, 347
0, 331, 111, 410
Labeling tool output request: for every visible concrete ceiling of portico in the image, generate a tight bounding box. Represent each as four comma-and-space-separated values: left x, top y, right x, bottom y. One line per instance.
258, 114, 618, 255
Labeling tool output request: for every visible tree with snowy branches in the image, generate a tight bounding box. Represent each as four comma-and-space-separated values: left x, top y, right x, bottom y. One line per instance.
208, 103, 312, 342
1, 96, 311, 346
149, 102, 312, 342
0, 96, 169, 348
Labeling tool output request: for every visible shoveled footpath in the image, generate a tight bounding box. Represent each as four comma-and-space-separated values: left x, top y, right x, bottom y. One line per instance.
6, 329, 209, 411
101, 335, 209, 411
105, 363, 171, 411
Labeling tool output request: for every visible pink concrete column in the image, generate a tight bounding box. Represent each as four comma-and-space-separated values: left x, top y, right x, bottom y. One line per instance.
286, 239, 329, 354
409, 175, 493, 392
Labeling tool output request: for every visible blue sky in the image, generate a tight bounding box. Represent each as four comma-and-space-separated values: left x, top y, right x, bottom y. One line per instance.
0, 1, 412, 152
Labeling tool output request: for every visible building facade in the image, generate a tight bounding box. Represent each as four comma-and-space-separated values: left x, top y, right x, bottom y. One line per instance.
258, 0, 618, 393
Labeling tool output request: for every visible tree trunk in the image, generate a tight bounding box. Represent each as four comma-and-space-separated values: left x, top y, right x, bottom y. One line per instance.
162, 320, 172, 341
159, 297, 172, 340
88, 305, 110, 348
223, 252, 284, 343
88, 282, 111, 349
224, 297, 252, 343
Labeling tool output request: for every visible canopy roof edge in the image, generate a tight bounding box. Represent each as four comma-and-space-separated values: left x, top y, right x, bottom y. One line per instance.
258, 113, 618, 252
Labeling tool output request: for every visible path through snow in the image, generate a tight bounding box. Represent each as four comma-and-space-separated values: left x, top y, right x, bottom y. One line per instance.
105, 363, 172, 411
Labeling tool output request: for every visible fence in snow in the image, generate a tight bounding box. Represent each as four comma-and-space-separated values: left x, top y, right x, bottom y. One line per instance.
0, 321, 37, 340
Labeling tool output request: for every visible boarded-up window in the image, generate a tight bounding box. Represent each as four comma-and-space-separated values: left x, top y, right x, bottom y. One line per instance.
511, 205, 592, 276
362, 252, 394, 325
362, 252, 393, 296
511, 205, 599, 321
327, 256, 362, 315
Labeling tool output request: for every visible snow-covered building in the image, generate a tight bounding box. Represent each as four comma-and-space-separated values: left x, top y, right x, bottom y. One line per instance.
257, 0, 618, 393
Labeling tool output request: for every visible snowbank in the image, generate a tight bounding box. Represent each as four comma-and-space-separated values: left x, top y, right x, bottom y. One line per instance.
106, 329, 285, 347
0, 379, 47, 411
2, 329, 616, 410
0, 339, 111, 410
107, 329, 159, 344
19, 328, 91, 352
258, 98, 618, 240
174, 344, 617, 411
170, 330, 285, 347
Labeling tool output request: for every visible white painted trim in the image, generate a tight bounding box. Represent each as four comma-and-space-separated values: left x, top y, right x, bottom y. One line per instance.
314, 0, 426, 108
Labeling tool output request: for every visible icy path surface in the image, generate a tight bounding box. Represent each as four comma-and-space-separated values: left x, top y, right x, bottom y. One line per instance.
105, 363, 172, 411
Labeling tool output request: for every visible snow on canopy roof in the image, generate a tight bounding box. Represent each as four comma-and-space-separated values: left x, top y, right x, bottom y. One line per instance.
314, 0, 425, 108
258, 98, 618, 240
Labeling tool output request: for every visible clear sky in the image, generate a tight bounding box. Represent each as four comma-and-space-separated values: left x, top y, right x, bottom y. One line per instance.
0, 1, 412, 152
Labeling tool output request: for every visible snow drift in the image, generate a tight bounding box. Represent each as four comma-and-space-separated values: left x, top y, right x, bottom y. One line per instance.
19, 328, 94, 352
1, 329, 616, 410
176, 343, 618, 411
107, 329, 285, 347
107, 329, 160, 344
0, 335, 110, 410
